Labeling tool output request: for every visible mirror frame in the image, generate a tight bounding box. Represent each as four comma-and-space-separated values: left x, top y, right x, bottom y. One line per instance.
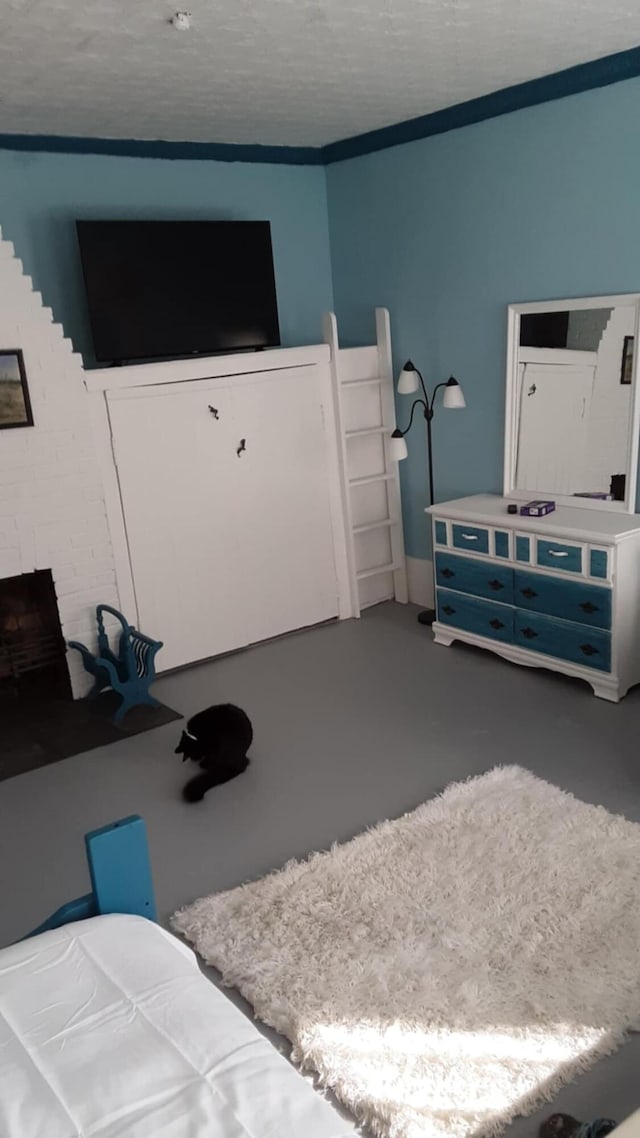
504, 293, 640, 513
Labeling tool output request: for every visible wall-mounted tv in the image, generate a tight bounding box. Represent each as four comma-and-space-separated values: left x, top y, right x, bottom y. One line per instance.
76, 220, 280, 363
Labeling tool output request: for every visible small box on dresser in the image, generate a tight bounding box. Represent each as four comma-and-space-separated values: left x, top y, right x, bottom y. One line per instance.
519, 500, 556, 517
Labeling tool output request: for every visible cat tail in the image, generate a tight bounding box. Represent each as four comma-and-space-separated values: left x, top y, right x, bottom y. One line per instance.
182, 757, 251, 803
182, 773, 214, 803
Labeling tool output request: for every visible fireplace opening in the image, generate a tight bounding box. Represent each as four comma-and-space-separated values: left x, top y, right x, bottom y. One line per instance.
0, 570, 71, 701
0, 571, 180, 784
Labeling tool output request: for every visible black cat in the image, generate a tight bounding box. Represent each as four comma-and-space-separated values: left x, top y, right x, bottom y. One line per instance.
176, 704, 253, 803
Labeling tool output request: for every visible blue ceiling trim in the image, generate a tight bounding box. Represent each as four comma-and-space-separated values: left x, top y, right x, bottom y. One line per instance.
1, 43, 639, 168
322, 43, 640, 164
0, 132, 324, 165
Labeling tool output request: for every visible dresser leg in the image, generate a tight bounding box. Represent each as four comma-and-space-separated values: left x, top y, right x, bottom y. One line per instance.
433, 627, 455, 647
589, 680, 621, 703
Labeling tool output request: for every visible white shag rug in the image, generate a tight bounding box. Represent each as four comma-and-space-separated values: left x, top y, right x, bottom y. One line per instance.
172, 766, 640, 1138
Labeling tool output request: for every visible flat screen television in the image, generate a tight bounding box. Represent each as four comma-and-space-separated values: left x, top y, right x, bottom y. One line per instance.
76, 220, 280, 363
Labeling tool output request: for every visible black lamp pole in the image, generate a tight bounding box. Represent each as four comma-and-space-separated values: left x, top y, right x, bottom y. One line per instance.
426, 407, 435, 509
391, 363, 464, 625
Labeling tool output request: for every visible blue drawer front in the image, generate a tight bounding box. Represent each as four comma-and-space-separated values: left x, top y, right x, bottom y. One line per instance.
515, 610, 611, 672
452, 524, 489, 555
438, 588, 513, 643
537, 539, 582, 574
434, 520, 447, 546
590, 550, 608, 579
516, 536, 530, 562
435, 553, 514, 604
495, 531, 510, 558
515, 570, 611, 630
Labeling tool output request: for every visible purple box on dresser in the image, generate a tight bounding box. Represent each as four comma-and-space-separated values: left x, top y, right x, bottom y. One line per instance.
520, 499, 556, 517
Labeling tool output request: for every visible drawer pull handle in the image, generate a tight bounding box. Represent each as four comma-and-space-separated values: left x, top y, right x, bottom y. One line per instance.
580, 643, 599, 657
488, 579, 504, 591
461, 533, 479, 540
489, 618, 505, 630
548, 550, 569, 558
441, 568, 455, 579
580, 601, 598, 614
521, 627, 538, 639
442, 605, 456, 616
521, 587, 538, 599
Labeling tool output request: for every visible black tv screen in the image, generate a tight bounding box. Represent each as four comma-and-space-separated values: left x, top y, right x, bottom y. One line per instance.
76, 220, 280, 363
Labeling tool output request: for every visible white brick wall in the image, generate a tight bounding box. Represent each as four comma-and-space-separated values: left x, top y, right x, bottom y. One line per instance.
0, 231, 118, 696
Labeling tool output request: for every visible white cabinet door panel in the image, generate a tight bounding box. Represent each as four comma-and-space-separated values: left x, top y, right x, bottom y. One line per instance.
231, 369, 338, 643
108, 384, 245, 670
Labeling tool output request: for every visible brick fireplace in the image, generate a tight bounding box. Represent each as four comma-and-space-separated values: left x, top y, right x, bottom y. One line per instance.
0, 570, 70, 698
0, 232, 118, 697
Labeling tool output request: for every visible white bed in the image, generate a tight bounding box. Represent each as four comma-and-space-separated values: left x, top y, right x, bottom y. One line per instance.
0, 914, 353, 1138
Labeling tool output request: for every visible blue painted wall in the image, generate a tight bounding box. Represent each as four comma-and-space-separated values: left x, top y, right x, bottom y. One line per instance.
0, 150, 334, 365
326, 76, 640, 560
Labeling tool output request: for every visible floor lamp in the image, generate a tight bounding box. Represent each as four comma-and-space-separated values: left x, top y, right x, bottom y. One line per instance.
390, 360, 466, 626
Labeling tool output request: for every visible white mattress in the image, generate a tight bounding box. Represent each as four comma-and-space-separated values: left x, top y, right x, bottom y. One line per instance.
613, 1114, 640, 1138
0, 914, 353, 1138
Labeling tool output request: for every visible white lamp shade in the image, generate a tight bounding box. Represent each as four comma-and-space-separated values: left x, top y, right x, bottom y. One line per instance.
397, 364, 419, 395
443, 381, 466, 409
389, 433, 409, 461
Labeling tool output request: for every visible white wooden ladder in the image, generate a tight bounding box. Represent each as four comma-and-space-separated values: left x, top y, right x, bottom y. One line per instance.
324, 307, 408, 617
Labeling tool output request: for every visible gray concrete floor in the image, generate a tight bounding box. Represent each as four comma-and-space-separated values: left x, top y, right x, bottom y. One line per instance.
2, 601, 640, 1135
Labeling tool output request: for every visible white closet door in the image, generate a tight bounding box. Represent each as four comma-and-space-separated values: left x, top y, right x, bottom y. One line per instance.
231, 369, 339, 643
108, 383, 245, 671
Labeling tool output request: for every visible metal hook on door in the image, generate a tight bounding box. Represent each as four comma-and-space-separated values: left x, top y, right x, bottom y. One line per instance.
237, 438, 246, 457
208, 406, 219, 419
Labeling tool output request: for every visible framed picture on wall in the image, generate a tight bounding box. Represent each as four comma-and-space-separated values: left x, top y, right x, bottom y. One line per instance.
621, 335, 634, 385
0, 350, 33, 429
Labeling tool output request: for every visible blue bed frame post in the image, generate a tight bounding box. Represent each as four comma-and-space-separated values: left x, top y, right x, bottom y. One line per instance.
24, 814, 157, 940
86, 816, 157, 922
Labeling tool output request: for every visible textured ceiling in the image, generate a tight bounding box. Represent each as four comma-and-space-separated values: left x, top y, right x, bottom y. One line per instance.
1, 0, 640, 147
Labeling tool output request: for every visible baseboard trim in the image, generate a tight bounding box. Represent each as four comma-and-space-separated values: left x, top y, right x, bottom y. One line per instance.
406, 556, 434, 608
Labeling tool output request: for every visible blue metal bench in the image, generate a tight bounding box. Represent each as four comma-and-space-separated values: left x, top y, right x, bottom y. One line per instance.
68, 604, 163, 725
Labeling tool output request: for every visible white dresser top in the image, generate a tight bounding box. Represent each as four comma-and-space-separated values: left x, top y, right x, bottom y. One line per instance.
427, 494, 640, 543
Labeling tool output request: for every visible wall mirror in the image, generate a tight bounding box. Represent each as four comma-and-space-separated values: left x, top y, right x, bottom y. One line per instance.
504, 294, 640, 512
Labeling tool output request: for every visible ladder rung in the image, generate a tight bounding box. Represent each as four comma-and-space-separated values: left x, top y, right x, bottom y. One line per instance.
342, 377, 384, 388
353, 518, 396, 534
356, 562, 400, 580
349, 473, 395, 487
345, 426, 387, 439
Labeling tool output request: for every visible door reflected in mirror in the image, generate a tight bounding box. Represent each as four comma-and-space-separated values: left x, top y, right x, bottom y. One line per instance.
515, 306, 634, 501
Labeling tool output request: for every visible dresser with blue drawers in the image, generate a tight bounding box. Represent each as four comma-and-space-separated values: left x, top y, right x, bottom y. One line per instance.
427, 494, 640, 701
